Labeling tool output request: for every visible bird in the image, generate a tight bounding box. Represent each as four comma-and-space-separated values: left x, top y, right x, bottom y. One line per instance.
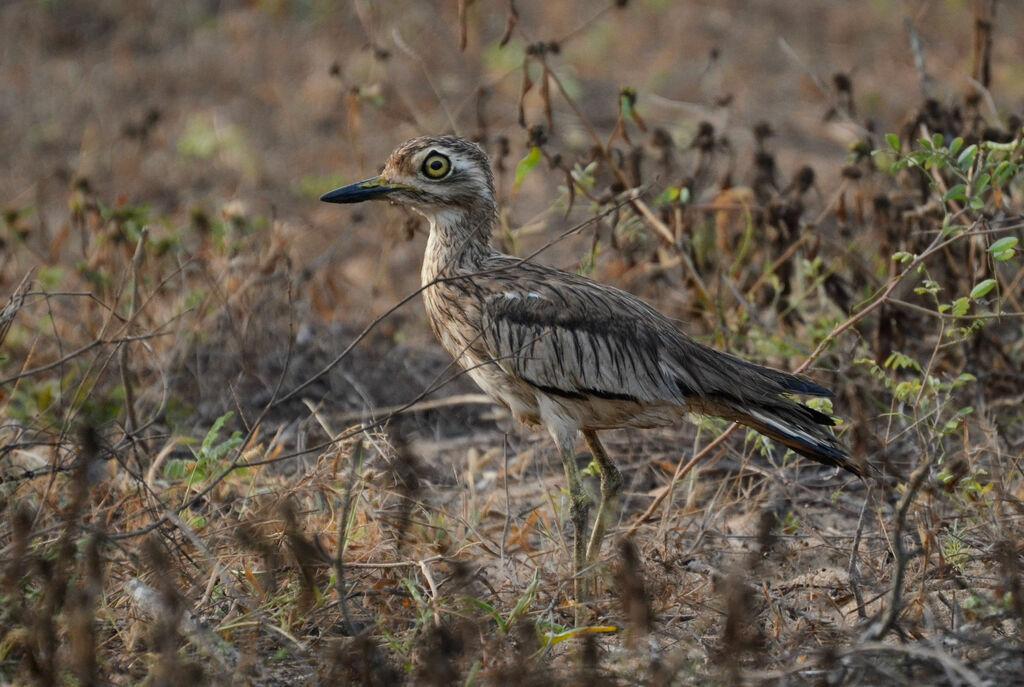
321, 135, 859, 614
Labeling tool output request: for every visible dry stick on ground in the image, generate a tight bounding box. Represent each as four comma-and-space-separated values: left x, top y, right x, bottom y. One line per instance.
332, 393, 493, 424
119, 227, 147, 436
162, 509, 246, 624
0, 268, 34, 348
861, 451, 935, 642
848, 491, 871, 620
344, 555, 444, 570
500, 436, 512, 567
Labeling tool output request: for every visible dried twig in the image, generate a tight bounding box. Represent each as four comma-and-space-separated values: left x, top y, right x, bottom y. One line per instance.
862, 454, 934, 641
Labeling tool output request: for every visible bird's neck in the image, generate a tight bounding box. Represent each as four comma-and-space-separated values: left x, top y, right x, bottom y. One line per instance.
421, 208, 496, 286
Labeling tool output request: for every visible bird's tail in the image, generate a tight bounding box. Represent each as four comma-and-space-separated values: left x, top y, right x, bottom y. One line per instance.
664, 340, 860, 475
724, 399, 857, 474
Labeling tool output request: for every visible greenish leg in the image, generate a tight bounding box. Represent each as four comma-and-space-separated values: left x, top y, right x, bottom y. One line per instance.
558, 437, 592, 622
583, 430, 623, 575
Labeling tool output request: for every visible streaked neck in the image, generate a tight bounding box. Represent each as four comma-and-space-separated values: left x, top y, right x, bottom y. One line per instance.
421, 207, 495, 285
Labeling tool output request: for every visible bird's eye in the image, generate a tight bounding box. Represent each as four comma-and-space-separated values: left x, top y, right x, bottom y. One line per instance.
421, 152, 451, 180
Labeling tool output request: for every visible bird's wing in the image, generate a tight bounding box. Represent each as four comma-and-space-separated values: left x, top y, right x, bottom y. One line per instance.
476, 260, 832, 405
479, 270, 683, 404
477, 260, 855, 472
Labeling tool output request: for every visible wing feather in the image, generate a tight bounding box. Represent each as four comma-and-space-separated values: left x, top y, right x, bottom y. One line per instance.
480, 276, 681, 403
477, 258, 834, 409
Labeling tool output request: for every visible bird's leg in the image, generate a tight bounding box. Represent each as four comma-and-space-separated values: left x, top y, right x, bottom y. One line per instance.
558, 436, 592, 617
583, 430, 623, 574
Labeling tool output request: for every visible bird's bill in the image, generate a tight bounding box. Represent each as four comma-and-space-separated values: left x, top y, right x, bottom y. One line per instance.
320, 176, 403, 204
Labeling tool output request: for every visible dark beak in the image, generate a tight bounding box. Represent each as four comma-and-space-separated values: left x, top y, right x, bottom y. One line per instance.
320, 176, 401, 204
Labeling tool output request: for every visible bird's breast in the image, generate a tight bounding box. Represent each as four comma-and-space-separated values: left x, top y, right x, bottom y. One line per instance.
421, 278, 484, 363
421, 276, 545, 425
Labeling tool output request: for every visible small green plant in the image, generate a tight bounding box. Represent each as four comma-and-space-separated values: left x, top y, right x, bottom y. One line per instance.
462, 569, 539, 635
939, 520, 970, 573
164, 412, 244, 490
776, 510, 800, 535
885, 132, 1022, 215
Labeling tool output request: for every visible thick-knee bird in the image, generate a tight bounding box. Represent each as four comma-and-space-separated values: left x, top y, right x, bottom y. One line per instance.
321, 135, 858, 610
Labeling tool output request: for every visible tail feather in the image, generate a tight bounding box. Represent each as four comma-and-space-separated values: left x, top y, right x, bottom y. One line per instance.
664, 338, 860, 475
732, 403, 858, 475
731, 356, 834, 398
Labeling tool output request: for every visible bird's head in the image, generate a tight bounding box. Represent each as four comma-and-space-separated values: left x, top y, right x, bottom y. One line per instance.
320, 136, 496, 228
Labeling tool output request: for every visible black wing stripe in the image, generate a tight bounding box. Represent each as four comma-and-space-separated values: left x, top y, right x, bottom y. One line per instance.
526, 380, 641, 404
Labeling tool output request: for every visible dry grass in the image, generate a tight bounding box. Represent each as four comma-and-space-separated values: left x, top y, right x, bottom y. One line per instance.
2, 1, 1023, 685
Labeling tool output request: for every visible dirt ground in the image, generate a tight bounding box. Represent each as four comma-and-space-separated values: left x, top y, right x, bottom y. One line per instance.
2, 1, 1023, 685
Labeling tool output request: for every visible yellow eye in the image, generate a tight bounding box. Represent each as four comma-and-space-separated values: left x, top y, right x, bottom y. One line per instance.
421, 152, 451, 180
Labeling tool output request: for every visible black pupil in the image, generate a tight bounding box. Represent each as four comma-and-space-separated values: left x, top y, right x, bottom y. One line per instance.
430, 159, 443, 170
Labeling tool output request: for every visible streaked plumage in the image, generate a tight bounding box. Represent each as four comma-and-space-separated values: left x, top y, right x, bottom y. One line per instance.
322, 135, 858, 614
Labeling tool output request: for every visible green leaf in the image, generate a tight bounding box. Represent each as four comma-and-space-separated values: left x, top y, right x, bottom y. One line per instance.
514, 146, 542, 190
885, 351, 921, 372
200, 412, 234, 454
504, 570, 540, 631
956, 144, 977, 170
990, 236, 1018, 261
949, 137, 964, 156
886, 133, 901, 151
950, 297, 969, 317
989, 236, 1018, 253
164, 459, 189, 480
992, 160, 1012, 185
620, 88, 637, 121
969, 278, 997, 300
943, 184, 967, 202
463, 597, 506, 634
942, 219, 966, 236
